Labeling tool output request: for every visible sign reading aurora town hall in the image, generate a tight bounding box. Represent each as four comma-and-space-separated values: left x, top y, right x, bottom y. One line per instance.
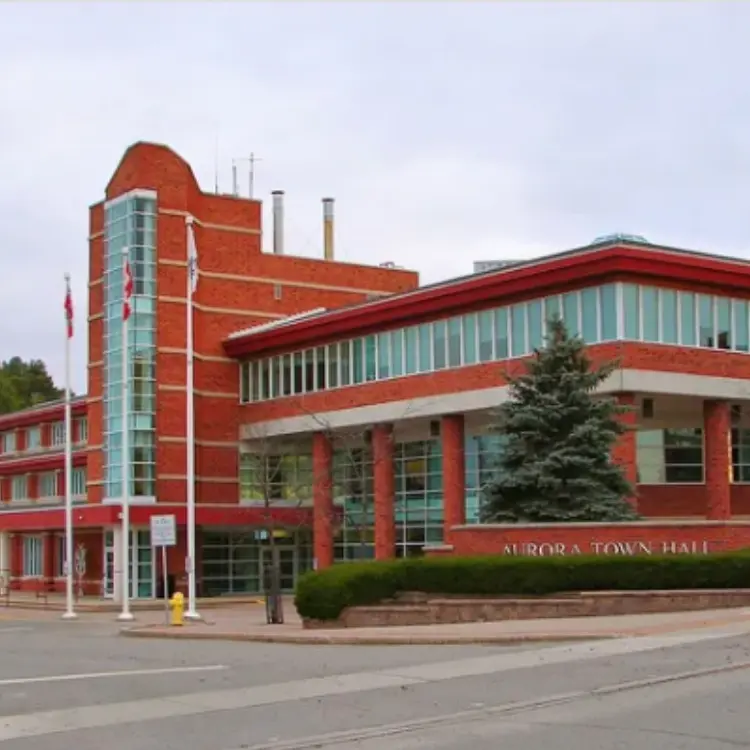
501, 540, 712, 557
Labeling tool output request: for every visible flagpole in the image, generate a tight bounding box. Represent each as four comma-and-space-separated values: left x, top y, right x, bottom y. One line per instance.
184, 216, 200, 620
62, 274, 77, 621
118, 248, 134, 622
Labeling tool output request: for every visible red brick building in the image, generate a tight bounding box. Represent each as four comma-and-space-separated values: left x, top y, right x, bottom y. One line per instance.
2, 142, 750, 601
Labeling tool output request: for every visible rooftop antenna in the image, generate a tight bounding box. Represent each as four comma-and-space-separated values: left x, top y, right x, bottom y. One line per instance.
214, 132, 219, 194
232, 154, 262, 198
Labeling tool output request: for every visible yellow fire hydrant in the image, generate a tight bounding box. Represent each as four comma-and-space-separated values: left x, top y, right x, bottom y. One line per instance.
170, 591, 184, 627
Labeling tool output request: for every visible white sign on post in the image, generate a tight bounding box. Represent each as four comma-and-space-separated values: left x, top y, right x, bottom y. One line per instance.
150, 515, 177, 625
150, 515, 177, 548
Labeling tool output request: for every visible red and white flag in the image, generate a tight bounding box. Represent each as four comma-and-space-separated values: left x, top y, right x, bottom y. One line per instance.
64, 275, 73, 338
122, 259, 133, 321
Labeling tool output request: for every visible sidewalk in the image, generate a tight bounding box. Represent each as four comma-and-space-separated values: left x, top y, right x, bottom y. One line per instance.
120, 604, 750, 646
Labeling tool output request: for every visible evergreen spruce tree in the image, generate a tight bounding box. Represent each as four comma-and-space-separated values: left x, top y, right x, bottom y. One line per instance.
480, 317, 638, 523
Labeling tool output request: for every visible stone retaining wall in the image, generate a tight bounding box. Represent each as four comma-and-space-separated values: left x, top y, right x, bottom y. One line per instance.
303, 589, 750, 629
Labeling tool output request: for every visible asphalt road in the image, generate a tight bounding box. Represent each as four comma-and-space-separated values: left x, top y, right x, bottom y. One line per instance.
2, 614, 750, 749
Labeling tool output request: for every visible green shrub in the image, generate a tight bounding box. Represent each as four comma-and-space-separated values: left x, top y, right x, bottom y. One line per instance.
294, 551, 750, 621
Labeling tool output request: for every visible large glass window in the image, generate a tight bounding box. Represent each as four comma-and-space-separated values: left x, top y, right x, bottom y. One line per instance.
239, 450, 313, 503
103, 192, 157, 500
465, 433, 505, 523
39, 472, 57, 498
636, 428, 703, 484
394, 440, 443, 555
238, 283, 750, 404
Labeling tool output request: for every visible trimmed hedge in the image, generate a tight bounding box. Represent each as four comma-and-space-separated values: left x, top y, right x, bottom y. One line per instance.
294, 552, 750, 621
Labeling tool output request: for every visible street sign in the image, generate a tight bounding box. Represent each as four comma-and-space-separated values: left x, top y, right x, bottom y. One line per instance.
150, 515, 177, 547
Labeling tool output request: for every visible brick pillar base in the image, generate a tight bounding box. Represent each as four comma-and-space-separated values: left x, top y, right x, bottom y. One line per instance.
442, 414, 466, 540
612, 393, 638, 511
704, 399, 732, 520
373, 424, 395, 560
312, 432, 334, 569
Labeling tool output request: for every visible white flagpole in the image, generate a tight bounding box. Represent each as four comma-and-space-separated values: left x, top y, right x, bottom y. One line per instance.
62, 274, 76, 621
118, 248, 134, 622
184, 216, 200, 620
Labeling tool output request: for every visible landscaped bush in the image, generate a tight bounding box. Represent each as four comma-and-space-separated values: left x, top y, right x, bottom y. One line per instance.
294, 551, 750, 621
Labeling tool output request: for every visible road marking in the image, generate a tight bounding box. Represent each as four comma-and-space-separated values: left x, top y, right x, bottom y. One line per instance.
0, 664, 227, 687
0, 625, 746, 742
0, 627, 33, 635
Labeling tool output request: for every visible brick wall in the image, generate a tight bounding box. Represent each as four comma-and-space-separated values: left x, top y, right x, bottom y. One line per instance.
436, 520, 750, 558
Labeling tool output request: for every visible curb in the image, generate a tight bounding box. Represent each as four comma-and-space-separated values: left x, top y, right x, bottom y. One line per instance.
119, 627, 616, 646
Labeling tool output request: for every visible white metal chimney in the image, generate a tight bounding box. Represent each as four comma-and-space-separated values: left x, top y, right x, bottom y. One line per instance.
271, 190, 284, 255
322, 197, 334, 261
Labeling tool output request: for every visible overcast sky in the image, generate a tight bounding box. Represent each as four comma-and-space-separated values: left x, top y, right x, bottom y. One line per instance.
1, 1, 749, 393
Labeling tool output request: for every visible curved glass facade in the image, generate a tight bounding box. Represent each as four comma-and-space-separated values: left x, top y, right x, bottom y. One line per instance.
103, 191, 157, 501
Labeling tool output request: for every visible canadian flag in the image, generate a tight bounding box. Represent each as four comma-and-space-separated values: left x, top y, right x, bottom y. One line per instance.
64, 276, 73, 339
123, 259, 133, 321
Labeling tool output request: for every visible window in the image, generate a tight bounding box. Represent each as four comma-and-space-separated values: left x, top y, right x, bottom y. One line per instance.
390, 330, 404, 377
462, 314, 477, 365
72, 467, 87, 497
239, 451, 312, 503
22, 536, 43, 577
636, 428, 703, 484
600, 285, 617, 340
679, 292, 697, 346
2, 431, 16, 454
39, 472, 58, 499
580, 289, 598, 343
447, 317, 462, 367
717, 297, 731, 350
55, 536, 66, 578
641, 286, 659, 342
478, 310, 493, 362
661, 289, 678, 344
494, 308, 508, 358
562, 292, 580, 337
510, 304, 526, 356
11, 475, 27, 501
432, 321, 447, 370
419, 325, 432, 373
698, 294, 714, 347
51, 422, 65, 447
76, 417, 88, 444
623, 284, 639, 339
236, 284, 750, 405
734, 301, 749, 353
26, 426, 41, 451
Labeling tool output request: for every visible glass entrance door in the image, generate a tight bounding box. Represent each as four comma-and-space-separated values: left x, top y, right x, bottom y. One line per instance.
102, 528, 154, 600
261, 546, 297, 592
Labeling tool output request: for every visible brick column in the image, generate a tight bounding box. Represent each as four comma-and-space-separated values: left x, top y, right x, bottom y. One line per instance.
704, 399, 732, 520
312, 431, 334, 570
442, 415, 466, 539
611, 393, 638, 511
373, 424, 395, 560
44, 532, 55, 582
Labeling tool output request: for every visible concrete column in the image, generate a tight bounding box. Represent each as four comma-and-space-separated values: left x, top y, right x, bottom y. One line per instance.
611, 392, 638, 511
112, 526, 124, 603
312, 432, 334, 569
442, 414, 466, 539
0, 532, 9, 584
704, 400, 732, 520
373, 424, 395, 560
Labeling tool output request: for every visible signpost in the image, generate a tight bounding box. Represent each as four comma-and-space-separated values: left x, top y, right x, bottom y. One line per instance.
150, 515, 177, 625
